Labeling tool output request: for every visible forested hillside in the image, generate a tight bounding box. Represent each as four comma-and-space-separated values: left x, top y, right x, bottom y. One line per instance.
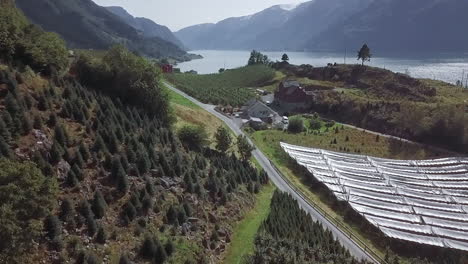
0, 1, 269, 263
105, 6, 186, 50
245, 191, 370, 264
15, 0, 190, 60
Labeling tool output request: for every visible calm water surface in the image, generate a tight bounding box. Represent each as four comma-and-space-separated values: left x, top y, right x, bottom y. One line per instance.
178, 50, 468, 84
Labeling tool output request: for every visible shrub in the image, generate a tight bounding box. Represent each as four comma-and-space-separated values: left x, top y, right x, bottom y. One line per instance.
287, 117, 304, 133
0, 160, 58, 258
177, 125, 208, 151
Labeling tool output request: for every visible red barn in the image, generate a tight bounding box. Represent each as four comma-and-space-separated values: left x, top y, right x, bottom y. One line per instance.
161, 64, 173, 73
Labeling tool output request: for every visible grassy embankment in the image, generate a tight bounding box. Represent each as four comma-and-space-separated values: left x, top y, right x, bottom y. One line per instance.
166, 84, 277, 263
247, 116, 455, 262
224, 184, 276, 264
165, 65, 276, 106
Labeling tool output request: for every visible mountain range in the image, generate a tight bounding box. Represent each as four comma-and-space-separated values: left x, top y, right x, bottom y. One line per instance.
15, 0, 189, 60
176, 0, 468, 52
105, 6, 186, 50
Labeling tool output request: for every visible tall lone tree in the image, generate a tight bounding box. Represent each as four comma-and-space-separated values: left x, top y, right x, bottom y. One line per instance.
215, 126, 232, 153
357, 44, 371, 66
237, 135, 255, 161
281, 53, 289, 62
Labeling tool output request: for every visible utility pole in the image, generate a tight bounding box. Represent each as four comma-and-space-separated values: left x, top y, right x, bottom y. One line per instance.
344, 47, 347, 65
462, 69, 465, 87
465, 73, 468, 88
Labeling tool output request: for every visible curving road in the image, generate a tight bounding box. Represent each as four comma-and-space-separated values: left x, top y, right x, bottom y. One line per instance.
163, 81, 380, 263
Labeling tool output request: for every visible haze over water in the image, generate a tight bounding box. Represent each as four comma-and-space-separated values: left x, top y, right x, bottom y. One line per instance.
178, 50, 468, 84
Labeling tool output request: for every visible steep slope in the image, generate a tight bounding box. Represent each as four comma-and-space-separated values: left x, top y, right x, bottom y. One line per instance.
0, 2, 269, 263
176, 5, 293, 50
105, 6, 186, 50
311, 0, 468, 52
177, 0, 468, 52
15, 0, 188, 59
175, 0, 373, 51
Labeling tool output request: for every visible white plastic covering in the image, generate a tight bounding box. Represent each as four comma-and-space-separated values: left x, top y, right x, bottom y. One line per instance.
423, 216, 468, 232
281, 142, 468, 251
366, 215, 433, 235
379, 227, 446, 247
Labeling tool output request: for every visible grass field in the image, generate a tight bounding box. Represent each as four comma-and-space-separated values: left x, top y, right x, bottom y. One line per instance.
224, 184, 276, 264
167, 88, 200, 109
165, 65, 275, 106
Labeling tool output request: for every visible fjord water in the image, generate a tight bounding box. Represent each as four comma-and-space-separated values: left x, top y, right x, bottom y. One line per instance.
178, 50, 468, 84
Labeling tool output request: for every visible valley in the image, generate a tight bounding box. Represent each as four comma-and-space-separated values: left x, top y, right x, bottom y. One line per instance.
2, 0, 468, 263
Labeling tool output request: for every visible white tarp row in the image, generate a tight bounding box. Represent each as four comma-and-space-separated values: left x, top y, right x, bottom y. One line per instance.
350, 203, 422, 223
397, 188, 452, 203
389, 178, 435, 188
444, 239, 468, 252
281, 142, 322, 154
366, 215, 433, 235
381, 226, 468, 251
404, 197, 464, 213
327, 162, 380, 174
413, 207, 468, 222
433, 181, 468, 189
393, 182, 442, 195
432, 227, 468, 242
333, 167, 383, 179
280, 142, 468, 250
444, 189, 468, 198
426, 174, 468, 181
324, 183, 345, 194
350, 197, 414, 213
337, 173, 387, 186
346, 187, 407, 204
416, 158, 463, 167
423, 216, 468, 232
369, 157, 415, 166
379, 226, 446, 247
326, 158, 373, 168
314, 174, 340, 185
344, 180, 396, 194
381, 169, 428, 180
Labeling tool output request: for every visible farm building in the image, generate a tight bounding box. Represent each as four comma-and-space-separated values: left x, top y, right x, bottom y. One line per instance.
241, 100, 281, 124
161, 64, 173, 73
274, 80, 315, 111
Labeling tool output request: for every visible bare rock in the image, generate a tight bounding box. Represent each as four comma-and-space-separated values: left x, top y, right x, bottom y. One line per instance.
56, 160, 71, 180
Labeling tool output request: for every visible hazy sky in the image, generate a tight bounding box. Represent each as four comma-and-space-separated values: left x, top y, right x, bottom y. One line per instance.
92, 0, 304, 31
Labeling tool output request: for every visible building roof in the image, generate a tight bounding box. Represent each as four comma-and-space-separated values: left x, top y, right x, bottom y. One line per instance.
281, 80, 301, 88
250, 117, 263, 123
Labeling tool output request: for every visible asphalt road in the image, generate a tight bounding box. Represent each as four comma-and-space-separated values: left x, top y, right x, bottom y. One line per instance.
163, 81, 379, 263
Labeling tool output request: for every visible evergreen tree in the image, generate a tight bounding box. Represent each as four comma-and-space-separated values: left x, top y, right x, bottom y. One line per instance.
91, 190, 107, 219
281, 53, 289, 62
140, 235, 156, 260
237, 135, 255, 161
44, 215, 62, 240
119, 254, 131, 264
79, 141, 90, 161
215, 126, 232, 153
59, 198, 74, 221
50, 140, 63, 164
33, 114, 42, 129
166, 205, 178, 225
0, 136, 11, 158
86, 215, 97, 236
357, 44, 371, 66
96, 226, 107, 244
